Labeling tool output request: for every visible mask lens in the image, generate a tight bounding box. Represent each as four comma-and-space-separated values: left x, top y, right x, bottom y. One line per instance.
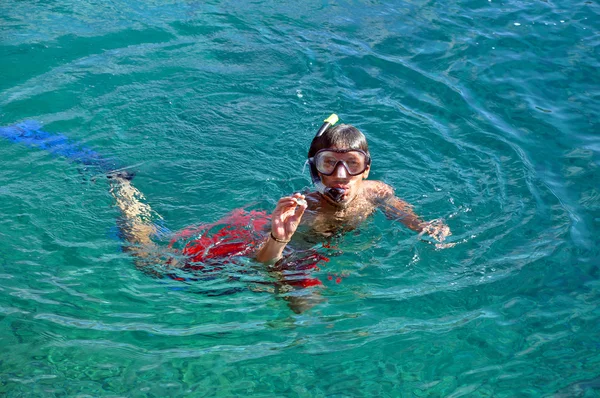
343, 151, 366, 174
314, 150, 367, 175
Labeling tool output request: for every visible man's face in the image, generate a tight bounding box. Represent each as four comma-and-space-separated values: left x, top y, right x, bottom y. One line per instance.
318, 146, 370, 206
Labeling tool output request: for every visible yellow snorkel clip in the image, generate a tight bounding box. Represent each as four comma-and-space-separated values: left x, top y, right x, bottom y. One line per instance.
315, 113, 339, 137
324, 113, 339, 125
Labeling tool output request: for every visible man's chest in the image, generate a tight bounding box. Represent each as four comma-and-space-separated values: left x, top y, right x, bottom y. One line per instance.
307, 201, 376, 235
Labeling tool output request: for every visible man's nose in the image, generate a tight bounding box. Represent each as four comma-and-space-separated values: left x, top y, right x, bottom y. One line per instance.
333, 162, 348, 178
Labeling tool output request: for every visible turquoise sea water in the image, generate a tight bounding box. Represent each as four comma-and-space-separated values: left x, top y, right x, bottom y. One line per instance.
1, 0, 599, 396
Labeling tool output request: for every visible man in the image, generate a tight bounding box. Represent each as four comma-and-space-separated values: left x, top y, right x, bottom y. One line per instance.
110, 115, 450, 306
256, 116, 450, 263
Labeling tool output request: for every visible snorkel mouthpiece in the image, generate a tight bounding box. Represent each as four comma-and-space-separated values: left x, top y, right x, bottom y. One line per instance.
328, 187, 346, 202
310, 114, 346, 203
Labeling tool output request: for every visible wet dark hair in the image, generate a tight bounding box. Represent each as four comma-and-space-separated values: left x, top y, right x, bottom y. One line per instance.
307, 124, 370, 158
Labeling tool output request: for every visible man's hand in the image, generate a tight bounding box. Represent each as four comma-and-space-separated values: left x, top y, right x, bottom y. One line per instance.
270, 193, 308, 242
418, 219, 452, 244
255, 193, 307, 263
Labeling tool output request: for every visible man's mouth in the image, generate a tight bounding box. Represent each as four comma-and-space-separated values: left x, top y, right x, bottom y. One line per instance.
330, 183, 349, 190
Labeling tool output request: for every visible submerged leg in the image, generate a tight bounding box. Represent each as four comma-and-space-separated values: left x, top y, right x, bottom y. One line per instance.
109, 175, 170, 268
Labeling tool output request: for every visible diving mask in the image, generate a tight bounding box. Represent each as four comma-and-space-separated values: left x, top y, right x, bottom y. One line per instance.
310, 149, 370, 176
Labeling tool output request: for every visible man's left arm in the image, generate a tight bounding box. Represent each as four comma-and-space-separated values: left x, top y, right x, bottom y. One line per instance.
372, 182, 451, 242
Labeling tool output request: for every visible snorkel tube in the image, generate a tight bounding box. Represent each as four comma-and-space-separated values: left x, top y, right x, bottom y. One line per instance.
309, 114, 347, 203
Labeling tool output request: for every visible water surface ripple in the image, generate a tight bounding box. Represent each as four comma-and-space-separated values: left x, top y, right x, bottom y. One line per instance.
1, 0, 599, 396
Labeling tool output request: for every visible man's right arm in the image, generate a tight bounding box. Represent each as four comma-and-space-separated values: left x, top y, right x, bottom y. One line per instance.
255, 193, 307, 263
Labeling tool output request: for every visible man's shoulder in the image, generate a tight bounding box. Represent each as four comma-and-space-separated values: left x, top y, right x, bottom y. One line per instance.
364, 180, 394, 200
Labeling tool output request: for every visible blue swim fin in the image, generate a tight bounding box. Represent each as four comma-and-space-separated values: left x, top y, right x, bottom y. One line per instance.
0, 120, 126, 176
